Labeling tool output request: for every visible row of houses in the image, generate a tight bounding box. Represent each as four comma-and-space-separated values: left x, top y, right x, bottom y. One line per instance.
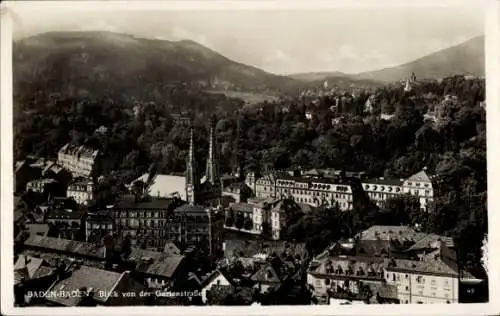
15, 232, 311, 306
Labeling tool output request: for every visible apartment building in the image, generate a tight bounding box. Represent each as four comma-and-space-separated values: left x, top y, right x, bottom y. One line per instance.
67, 179, 95, 205
57, 144, 100, 179
255, 173, 363, 211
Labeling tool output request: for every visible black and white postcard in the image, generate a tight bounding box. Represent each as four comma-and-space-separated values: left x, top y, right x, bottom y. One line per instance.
1, 0, 499, 315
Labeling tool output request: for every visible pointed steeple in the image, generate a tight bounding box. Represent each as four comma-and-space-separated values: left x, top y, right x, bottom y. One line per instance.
186, 126, 198, 205
205, 115, 219, 186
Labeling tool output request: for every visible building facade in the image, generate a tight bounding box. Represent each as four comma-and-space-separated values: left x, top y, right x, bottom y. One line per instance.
255, 173, 362, 211
402, 169, 434, 211
361, 169, 434, 211
67, 179, 95, 205
361, 178, 404, 207
57, 144, 100, 179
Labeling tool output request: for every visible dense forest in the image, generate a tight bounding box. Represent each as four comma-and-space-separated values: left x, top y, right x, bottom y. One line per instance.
14, 74, 487, 280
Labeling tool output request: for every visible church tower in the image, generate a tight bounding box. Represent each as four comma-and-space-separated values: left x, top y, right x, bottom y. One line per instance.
205, 116, 219, 186
186, 126, 198, 205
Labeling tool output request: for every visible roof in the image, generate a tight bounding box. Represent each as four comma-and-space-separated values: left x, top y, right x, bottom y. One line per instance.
224, 239, 308, 260
355, 240, 396, 257
362, 178, 404, 186
128, 248, 185, 278
229, 203, 254, 213
174, 204, 209, 214
251, 256, 296, 284
309, 256, 388, 280
115, 196, 179, 210
25, 223, 51, 238
134, 255, 185, 279
130, 173, 186, 200
223, 182, 252, 192
45, 207, 85, 220
163, 242, 181, 255
14, 255, 46, 279
406, 234, 454, 251
46, 266, 139, 306
58, 143, 99, 160
24, 235, 106, 259
199, 267, 233, 288
386, 257, 459, 277
405, 170, 432, 183
358, 226, 427, 243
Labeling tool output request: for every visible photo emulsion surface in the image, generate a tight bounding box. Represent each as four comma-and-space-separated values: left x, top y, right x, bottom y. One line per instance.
8, 3, 489, 309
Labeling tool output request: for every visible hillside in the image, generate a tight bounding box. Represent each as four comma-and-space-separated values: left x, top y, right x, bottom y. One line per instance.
13, 31, 301, 107
353, 36, 485, 82
289, 36, 484, 83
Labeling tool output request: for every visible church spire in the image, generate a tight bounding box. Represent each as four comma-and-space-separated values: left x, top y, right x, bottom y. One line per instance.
186, 125, 197, 205
205, 115, 219, 185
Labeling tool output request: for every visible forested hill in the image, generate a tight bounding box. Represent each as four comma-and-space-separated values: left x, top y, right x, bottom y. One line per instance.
353, 36, 485, 82
291, 36, 484, 83
13, 31, 301, 109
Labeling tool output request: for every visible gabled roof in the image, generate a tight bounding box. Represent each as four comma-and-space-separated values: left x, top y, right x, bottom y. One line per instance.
405, 170, 432, 183
251, 262, 282, 284
163, 242, 181, 255
199, 267, 234, 288
46, 266, 143, 306
14, 255, 46, 279
128, 247, 185, 279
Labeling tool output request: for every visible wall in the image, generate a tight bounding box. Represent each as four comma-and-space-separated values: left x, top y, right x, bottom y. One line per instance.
384, 269, 458, 303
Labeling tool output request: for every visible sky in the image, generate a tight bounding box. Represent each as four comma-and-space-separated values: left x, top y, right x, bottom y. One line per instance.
9, 3, 484, 75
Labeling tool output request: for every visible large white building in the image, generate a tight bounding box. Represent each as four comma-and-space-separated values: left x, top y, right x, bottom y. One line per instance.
362, 169, 435, 211
254, 173, 360, 211
57, 144, 100, 179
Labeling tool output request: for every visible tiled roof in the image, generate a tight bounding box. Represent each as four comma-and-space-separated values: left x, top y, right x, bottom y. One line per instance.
355, 240, 396, 257
24, 235, 106, 259
358, 226, 427, 243
130, 173, 186, 200
406, 234, 454, 251
405, 170, 432, 183
128, 248, 185, 278
387, 256, 459, 277
46, 266, 131, 306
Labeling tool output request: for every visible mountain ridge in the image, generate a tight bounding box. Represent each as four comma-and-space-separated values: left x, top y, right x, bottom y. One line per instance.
290, 35, 484, 83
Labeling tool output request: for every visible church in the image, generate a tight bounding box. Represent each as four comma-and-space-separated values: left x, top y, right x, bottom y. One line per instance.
185, 116, 222, 207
